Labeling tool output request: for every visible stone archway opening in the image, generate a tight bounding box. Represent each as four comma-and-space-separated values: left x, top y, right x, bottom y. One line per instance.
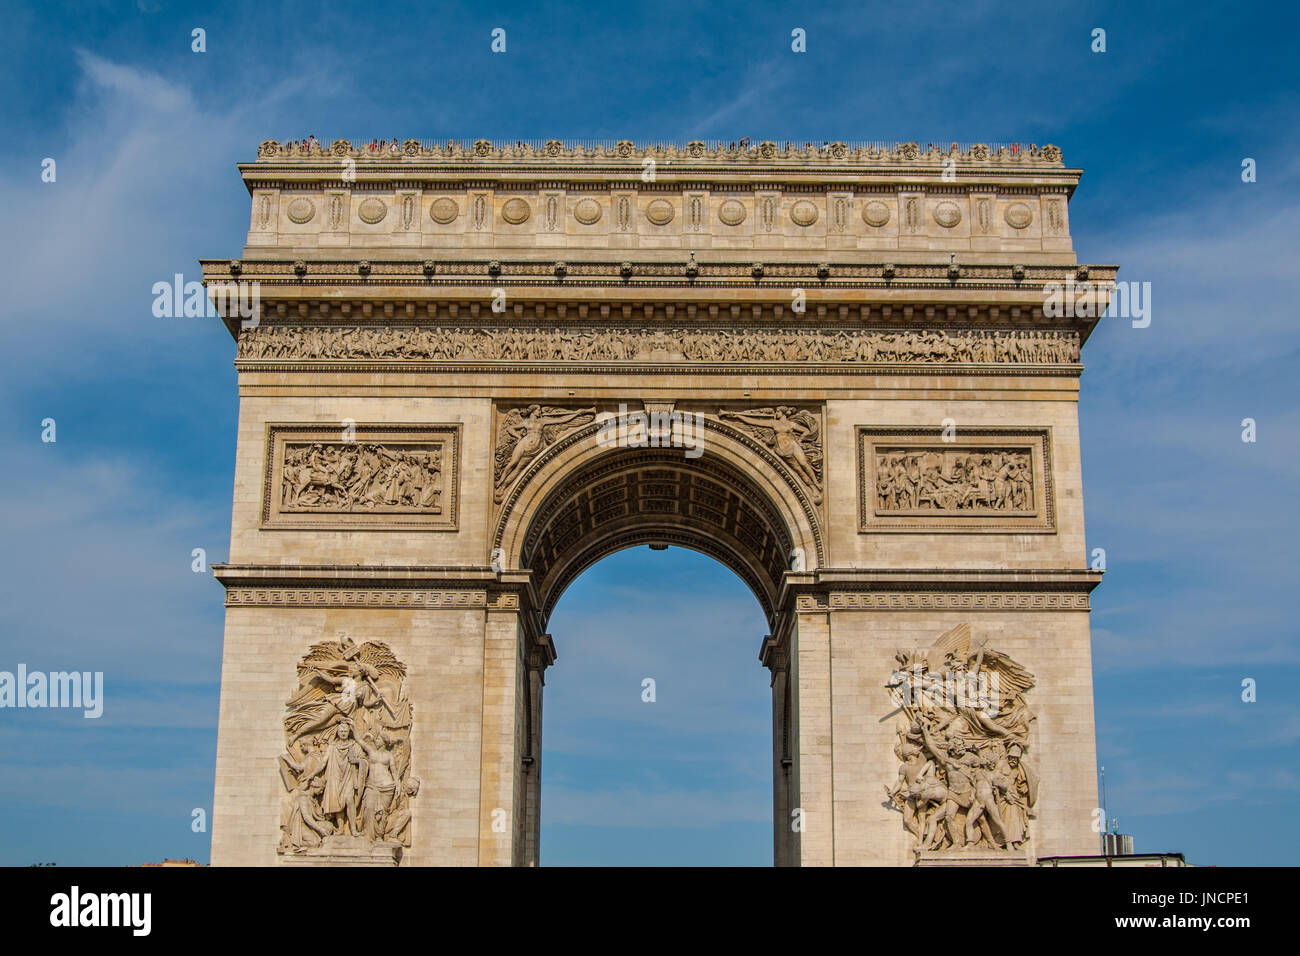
498, 440, 813, 866
539, 543, 774, 865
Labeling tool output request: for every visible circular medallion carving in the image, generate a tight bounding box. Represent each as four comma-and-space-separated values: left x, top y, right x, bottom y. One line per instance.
933, 201, 962, 228
645, 199, 674, 226
285, 197, 315, 224
718, 200, 746, 226
357, 197, 387, 224
501, 197, 531, 225
1005, 202, 1033, 229
862, 200, 890, 227
790, 200, 819, 227
573, 198, 602, 225
429, 197, 459, 224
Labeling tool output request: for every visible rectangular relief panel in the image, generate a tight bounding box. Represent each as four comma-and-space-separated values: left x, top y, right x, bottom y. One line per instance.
261, 423, 461, 530
857, 426, 1054, 533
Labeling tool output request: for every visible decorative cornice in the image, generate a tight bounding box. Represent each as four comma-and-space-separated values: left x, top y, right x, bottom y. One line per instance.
212, 564, 543, 613
232, 360, 1082, 379
784, 567, 1103, 587
213, 563, 506, 588
202, 257, 1115, 287
776, 567, 1103, 614
201, 258, 1117, 347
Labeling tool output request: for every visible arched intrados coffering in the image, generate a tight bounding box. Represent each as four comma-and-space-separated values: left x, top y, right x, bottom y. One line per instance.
515, 447, 800, 627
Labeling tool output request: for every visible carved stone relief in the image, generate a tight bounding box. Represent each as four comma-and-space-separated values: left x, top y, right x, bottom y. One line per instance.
790, 200, 819, 227
1005, 202, 1033, 230
857, 427, 1054, 533
238, 326, 1080, 366
1045, 200, 1064, 235
573, 198, 601, 225
282, 442, 444, 513
502, 197, 531, 225
720, 407, 822, 503
262, 424, 460, 530
885, 624, 1037, 857
278, 637, 420, 861
686, 195, 704, 232
493, 405, 597, 501
357, 198, 387, 224
250, 185, 1076, 240
874, 448, 1033, 513
933, 201, 962, 229
863, 200, 891, 227
489, 403, 823, 517
718, 200, 746, 226
286, 198, 315, 224
831, 196, 849, 232
903, 196, 921, 233
430, 197, 458, 224
645, 199, 674, 226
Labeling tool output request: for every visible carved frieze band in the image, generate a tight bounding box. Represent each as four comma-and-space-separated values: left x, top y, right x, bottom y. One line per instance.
828, 592, 1089, 610
225, 588, 487, 608
225, 586, 1090, 610
486, 591, 521, 611
237, 326, 1079, 367
261, 424, 461, 531
858, 427, 1055, 533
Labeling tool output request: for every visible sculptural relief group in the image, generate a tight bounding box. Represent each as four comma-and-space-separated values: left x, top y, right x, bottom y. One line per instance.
876, 449, 1033, 513
238, 325, 1079, 366
886, 625, 1038, 855
281, 441, 444, 513
278, 638, 420, 857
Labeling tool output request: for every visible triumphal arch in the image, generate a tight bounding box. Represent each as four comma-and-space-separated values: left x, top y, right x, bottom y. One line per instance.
203, 137, 1113, 866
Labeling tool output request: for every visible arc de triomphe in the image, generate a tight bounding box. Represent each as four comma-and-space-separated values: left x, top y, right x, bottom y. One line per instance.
203, 138, 1111, 866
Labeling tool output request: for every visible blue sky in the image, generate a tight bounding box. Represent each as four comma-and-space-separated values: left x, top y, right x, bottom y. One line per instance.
0, 0, 1296, 866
